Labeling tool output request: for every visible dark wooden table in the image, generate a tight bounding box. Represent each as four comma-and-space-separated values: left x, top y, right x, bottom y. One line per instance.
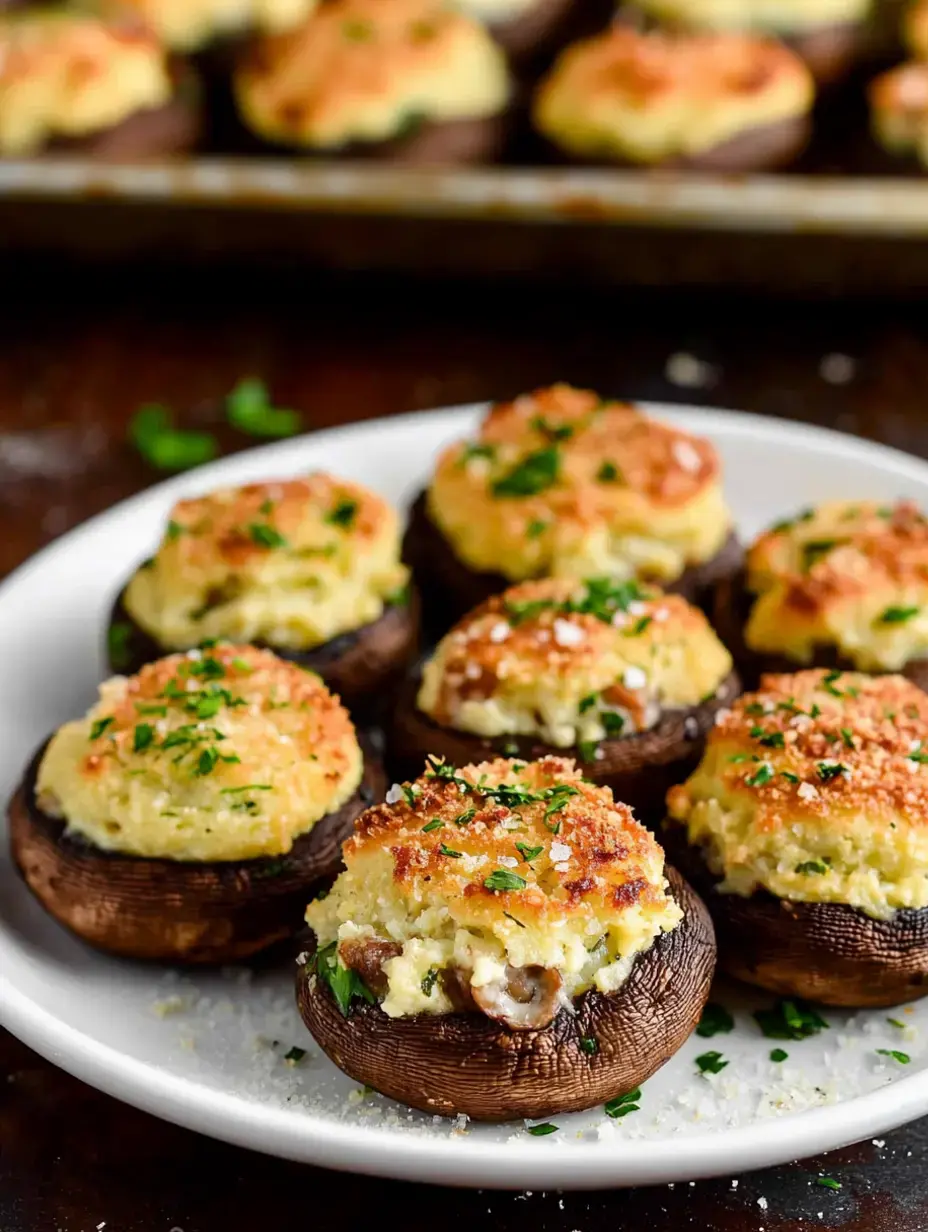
4, 263, 928, 1231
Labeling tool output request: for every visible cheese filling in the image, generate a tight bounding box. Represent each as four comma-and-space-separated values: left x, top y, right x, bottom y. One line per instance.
744, 501, 928, 671
0, 11, 171, 155
626, 0, 871, 34
667, 669, 928, 919
418, 576, 733, 750
428, 384, 732, 584
36, 644, 363, 862
306, 757, 682, 1021
93, 0, 318, 51
123, 473, 408, 652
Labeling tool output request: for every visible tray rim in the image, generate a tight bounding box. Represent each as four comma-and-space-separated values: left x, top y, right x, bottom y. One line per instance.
4, 156, 928, 235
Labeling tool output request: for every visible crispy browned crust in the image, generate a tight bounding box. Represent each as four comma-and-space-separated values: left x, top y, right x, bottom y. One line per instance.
106, 582, 420, 715
295, 865, 714, 1121
712, 567, 928, 691
786, 21, 865, 85
403, 488, 742, 634
8, 742, 386, 964
387, 668, 742, 823
661, 823, 928, 1007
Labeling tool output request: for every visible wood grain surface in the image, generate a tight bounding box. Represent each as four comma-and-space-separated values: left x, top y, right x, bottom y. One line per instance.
3, 261, 928, 1231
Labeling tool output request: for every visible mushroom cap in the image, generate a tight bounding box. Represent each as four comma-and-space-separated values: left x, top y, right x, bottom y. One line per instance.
297, 866, 715, 1120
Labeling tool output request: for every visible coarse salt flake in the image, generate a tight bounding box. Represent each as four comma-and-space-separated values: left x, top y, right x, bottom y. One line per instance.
489, 621, 510, 644
385, 784, 404, 805
553, 618, 585, 648
624, 665, 647, 689
498, 855, 519, 868
550, 842, 572, 862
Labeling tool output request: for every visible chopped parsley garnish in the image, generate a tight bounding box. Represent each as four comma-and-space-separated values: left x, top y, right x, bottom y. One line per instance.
90, 717, 114, 741
888, 1017, 907, 1029
817, 1177, 842, 1191
796, 859, 831, 875
284, 1046, 306, 1063
484, 869, 527, 892
326, 498, 359, 529
745, 764, 774, 787
526, 519, 548, 539
580, 1036, 599, 1056
401, 784, 420, 807
781, 771, 800, 784
421, 818, 443, 833
822, 670, 856, 699
108, 622, 133, 671
696, 1003, 734, 1038
458, 442, 496, 468
878, 605, 920, 625
135, 703, 168, 717
604, 1088, 641, 1118
579, 694, 597, 714
515, 841, 543, 864
129, 404, 218, 471
453, 807, 476, 827
220, 784, 272, 794
570, 577, 645, 623
770, 1048, 789, 1062
491, 447, 560, 498
596, 460, 621, 483
439, 844, 463, 859
755, 999, 828, 1040
840, 727, 856, 750
248, 522, 288, 549
386, 582, 411, 607
225, 377, 301, 438
908, 742, 928, 764
531, 415, 574, 442
602, 711, 626, 737
627, 616, 652, 637
526, 1123, 559, 1136
876, 1048, 910, 1064
729, 753, 750, 763
771, 509, 814, 533
695, 1051, 728, 1075
166, 520, 184, 541
750, 726, 785, 749
802, 539, 840, 570
197, 748, 220, 776
504, 597, 557, 626
817, 761, 848, 782
421, 968, 439, 997
133, 723, 154, 753
310, 942, 375, 1017
503, 911, 526, 928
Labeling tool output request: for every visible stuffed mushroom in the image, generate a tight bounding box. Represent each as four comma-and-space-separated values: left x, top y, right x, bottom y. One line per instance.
91, 0, 318, 52
404, 384, 740, 632
451, 0, 599, 63
0, 10, 201, 158
664, 668, 928, 1007
620, 0, 875, 83
297, 754, 715, 1121
714, 500, 928, 689
107, 472, 417, 713
390, 575, 738, 821
233, 0, 512, 164
9, 643, 384, 962
532, 26, 814, 169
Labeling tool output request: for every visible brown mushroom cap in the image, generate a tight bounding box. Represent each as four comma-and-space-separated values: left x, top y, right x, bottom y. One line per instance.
661, 823, 928, 1008
296, 866, 715, 1122
9, 741, 386, 964
713, 568, 928, 692
403, 489, 742, 634
388, 668, 741, 824
107, 582, 420, 716
785, 21, 865, 84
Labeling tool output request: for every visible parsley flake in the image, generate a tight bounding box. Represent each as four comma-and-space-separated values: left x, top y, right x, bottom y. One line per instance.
878, 605, 920, 625
284, 1046, 306, 1064
695, 1051, 728, 1075
604, 1088, 641, 1118
770, 1048, 789, 1062
491, 447, 560, 498
596, 460, 621, 483
876, 1048, 910, 1064
129, 404, 218, 471
310, 942, 375, 1017
248, 522, 288, 549
755, 999, 828, 1040
226, 378, 301, 438
421, 818, 444, 833
696, 1003, 734, 1038
108, 622, 133, 671
326, 498, 359, 529
817, 1177, 842, 1191
133, 723, 154, 753
484, 869, 527, 892
421, 968, 439, 997
817, 761, 848, 782
796, 859, 831, 875
90, 717, 114, 741
439, 844, 463, 859
580, 1036, 599, 1055
745, 764, 774, 787
526, 1123, 559, 1136
515, 841, 543, 864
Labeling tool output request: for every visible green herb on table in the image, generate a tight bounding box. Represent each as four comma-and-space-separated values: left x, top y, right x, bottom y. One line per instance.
284, 1046, 306, 1064
755, 998, 829, 1040
695, 1051, 728, 1075
770, 1048, 789, 1062
108, 622, 133, 670
225, 378, 301, 438
696, 1003, 734, 1038
526, 1123, 559, 1136
887, 1017, 907, 1029
876, 1048, 910, 1064
604, 1088, 640, 1118
129, 404, 217, 471
817, 1177, 842, 1191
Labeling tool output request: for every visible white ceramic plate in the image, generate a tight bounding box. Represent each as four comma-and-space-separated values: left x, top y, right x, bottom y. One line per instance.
3, 403, 928, 1191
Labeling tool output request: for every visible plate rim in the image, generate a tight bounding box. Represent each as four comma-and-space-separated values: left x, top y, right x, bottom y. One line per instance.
3, 399, 928, 1190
